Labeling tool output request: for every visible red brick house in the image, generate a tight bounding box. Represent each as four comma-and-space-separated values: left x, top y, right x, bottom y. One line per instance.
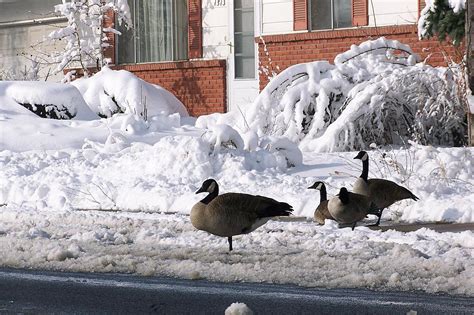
0, 0, 461, 117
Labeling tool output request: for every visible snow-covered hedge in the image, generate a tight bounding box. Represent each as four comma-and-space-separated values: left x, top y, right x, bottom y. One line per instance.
71, 67, 188, 118
0, 81, 98, 120
199, 37, 466, 152
0, 68, 188, 121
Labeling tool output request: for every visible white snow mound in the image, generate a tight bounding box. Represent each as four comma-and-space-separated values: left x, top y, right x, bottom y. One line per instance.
72, 67, 188, 118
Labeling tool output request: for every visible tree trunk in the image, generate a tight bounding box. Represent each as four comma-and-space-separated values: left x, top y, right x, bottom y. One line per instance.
468, 0, 474, 145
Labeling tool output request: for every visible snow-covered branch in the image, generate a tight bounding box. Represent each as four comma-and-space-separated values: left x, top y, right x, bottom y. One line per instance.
47, 0, 132, 75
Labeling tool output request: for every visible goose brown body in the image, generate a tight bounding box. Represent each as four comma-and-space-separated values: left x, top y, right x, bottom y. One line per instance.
308, 181, 334, 225
314, 200, 332, 225
327, 188, 374, 228
191, 179, 293, 251
353, 151, 419, 226
191, 193, 286, 237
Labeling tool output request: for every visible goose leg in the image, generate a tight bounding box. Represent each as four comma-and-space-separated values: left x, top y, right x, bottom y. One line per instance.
228, 236, 233, 251
374, 209, 384, 226
351, 222, 357, 231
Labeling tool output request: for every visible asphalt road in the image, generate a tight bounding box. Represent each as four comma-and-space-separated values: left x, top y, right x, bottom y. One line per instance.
0, 268, 472, 314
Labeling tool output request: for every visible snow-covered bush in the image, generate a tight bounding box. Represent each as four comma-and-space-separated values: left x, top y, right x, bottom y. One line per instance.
48, 0, 132, 74
0, 81, 97, 120
202, 37, 466, 152
202, 123, 303, 169
418, 0, 466, 46
71, 67, 188, 118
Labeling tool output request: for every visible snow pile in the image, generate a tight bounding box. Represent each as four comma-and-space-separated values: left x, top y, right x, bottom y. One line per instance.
71, 67, 188, 118
198, 38, 466, 152
225, 303, 253, 315
0, 205, 473, 296
1, 141, 472, 223
0, 81, 98, 120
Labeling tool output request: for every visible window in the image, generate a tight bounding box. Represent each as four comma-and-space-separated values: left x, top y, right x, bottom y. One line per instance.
234, 0, 255, 79
0, 0, 59, 23
117, 0, 188, 64
310, 0, 351, 30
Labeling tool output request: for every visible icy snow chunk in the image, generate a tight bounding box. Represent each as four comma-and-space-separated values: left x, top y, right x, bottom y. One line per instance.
47, 246, 81, 262
28, 228, 51, 239
225, 302, 253, 315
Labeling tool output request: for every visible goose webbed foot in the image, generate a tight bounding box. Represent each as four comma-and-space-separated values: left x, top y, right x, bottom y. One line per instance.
228, 236, 233, 251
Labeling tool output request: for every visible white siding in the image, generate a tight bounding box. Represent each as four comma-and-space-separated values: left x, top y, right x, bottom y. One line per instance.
0, 23, 64, 81
369, 0, 418, 27
261, 0, 293, 35
202, 1, 230, 59
258, 0, 419, 35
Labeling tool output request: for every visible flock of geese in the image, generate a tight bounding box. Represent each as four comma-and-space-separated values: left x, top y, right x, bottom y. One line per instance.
191, 151, 419, 251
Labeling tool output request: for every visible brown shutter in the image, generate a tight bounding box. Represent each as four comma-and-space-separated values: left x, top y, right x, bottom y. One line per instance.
294, 0, 308, 31
418, 0, 426, 18
188, 0, 202, 59
352, 0, 368, 26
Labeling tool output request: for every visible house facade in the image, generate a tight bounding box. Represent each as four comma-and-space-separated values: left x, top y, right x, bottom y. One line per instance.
0, 0, 460, 117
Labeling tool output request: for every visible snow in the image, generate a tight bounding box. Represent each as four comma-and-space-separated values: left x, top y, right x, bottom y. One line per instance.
198, 38, 466, 152
0, 39, 473, 296
71, 67, 188, 118
0, 81, 97, 120
225, 302, 253, 315
418, 0, 466, 42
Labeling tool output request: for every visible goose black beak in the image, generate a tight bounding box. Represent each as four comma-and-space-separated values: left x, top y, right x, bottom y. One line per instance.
195, 187, 205, 194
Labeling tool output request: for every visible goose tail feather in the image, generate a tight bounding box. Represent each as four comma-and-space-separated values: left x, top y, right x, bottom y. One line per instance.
259, 202, 293, 218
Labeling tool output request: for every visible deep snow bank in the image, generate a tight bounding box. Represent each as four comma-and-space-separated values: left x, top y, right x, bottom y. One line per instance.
1, 142, 472, 223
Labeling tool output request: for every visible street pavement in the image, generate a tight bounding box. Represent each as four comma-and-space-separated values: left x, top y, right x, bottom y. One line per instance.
0, 268, 472, 314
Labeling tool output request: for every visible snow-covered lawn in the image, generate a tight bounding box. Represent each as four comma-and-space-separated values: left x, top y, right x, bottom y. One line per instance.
0, 120, 473, 296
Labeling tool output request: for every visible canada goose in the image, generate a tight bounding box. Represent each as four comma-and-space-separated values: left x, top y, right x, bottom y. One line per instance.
353, 151, 419, 226
191, 179, 293, 251
308, 181, 334, 224
327, 187, 375, 230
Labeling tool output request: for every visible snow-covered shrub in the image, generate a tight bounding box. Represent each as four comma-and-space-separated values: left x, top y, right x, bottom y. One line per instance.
71, 67, 188, 118
0, 81, 97, 120
204, 124, 245, 151
202, 123, 303, 168
241, 37, 466, 151
48, 0, 132, 74
260, 136, 303, 167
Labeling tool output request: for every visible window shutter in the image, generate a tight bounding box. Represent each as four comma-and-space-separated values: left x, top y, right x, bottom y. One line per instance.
188, 0, 202, 59
418, 0, 426, 18
293, 0, 308, 31
352, 0, 368, 26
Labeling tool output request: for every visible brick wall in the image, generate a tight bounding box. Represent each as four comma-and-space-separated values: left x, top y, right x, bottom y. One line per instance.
114, 60, 226, 117
257, 25, 463, 90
